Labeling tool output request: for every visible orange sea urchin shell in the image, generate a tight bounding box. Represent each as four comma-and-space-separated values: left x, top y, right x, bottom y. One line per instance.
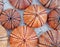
10, 26, 38, 47
48, 9, 60, 30
24, 5, 47, 28
9, 0, 32, 10
39, 30, 60, 47
0, 9, 21, 30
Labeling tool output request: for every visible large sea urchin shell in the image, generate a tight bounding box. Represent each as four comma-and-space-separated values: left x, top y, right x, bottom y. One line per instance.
24, 5, 47, 28
10, 26, 38, 47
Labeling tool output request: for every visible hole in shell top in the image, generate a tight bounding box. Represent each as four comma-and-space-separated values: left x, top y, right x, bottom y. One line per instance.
8, 17, 12, 21
23, 39, 26, 42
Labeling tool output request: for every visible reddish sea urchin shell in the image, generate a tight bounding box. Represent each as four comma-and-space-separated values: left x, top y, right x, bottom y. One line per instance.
0, 9, 21, 30
48, 9, 60, 30
9, 0, 32, 10
10, 26, 38, 47
39, 0, 60, 9
39, 30, 60, 47
24, 5, 47, 28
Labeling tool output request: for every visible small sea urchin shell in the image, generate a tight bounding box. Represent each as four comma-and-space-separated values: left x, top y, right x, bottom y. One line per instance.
0, 9, 21, 30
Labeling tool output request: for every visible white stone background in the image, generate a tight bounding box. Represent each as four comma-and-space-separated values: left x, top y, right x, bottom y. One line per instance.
3, 0, 52, 47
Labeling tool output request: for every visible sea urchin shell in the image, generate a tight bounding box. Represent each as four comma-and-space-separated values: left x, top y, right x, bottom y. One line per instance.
39, 30, 60, 47
24, 5, 47, 28
0, 9, 21, 30
10, 26, 38, 47
9, 0, 32, 10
